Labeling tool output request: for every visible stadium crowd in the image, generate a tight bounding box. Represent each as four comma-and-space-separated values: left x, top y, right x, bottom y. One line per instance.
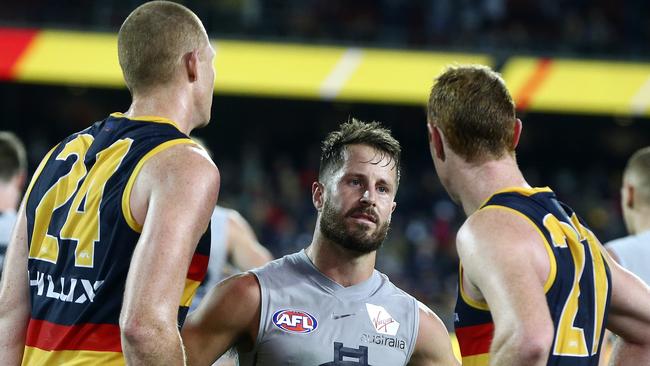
2, 0, 649, 57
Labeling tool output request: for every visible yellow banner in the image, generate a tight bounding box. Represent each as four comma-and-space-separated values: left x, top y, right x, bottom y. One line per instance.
5, 28, 650, 116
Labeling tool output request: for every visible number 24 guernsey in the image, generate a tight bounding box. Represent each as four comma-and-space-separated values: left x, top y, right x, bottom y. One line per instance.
23, 113, 210, 365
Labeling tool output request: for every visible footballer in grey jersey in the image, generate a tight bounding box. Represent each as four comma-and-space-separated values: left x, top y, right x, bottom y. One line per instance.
182, 120, 459, 366
238, 250, 418, 365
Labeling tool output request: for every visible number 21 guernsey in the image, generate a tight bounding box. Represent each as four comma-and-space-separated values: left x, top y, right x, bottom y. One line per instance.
454, 187, 611, 366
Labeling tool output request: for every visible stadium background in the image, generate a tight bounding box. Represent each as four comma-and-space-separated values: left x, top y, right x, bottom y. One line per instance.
2, 0, 650, 331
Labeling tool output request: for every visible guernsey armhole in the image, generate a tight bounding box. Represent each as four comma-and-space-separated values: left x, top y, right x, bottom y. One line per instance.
407, 299, 421, 361
479, 205, 558, 294
121, 138, 197, 233
458, 264, 490, 311
252, 272, 265, 348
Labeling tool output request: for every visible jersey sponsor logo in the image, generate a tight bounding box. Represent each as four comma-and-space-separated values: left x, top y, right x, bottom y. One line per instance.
272, 309, 318, 334
29, 270, 103, 304
365, 303, 399, 336
360, 333, 406, 350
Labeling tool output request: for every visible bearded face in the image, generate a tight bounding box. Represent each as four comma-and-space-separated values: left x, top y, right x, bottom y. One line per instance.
316, 144, 397, 254
320, 195, 391, 254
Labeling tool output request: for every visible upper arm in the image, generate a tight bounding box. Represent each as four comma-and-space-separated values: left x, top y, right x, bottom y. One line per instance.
0, 203, 31, 362
227, 211, 273, 270
0, 205, 29, 307
458, 208, 554, 344
603, 248, 650, 344
182, 273, 261, 366
120, 144, 220, 328
408, 302, 459, 366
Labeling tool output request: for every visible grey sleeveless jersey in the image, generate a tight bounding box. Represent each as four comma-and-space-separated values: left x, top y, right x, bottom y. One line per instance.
238, 250, 419, 366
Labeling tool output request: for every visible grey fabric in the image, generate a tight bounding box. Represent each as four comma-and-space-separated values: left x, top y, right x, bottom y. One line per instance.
607, 230, 650, 285
238, 249, 419, 366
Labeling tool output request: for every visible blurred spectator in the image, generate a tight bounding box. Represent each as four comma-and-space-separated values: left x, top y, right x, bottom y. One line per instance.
0, 131, 27, 278
1, 1, 649, 57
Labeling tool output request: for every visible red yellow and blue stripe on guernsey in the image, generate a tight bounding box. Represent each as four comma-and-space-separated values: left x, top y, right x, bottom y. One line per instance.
22, 114, 211, 364
454, 263, 494, 366
454, 187, 611, 366
23, 246, 209, 365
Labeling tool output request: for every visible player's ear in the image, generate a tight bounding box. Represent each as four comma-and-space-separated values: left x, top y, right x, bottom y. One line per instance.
625, 183, 635, 209
512, 118, 523, 149
429, 123, 445, 161
15, 171, 27, 190
183, 50, 199, 82
312, 181, 325, 211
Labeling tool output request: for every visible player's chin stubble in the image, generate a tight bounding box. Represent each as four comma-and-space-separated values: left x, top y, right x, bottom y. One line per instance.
319, 199, 390, 254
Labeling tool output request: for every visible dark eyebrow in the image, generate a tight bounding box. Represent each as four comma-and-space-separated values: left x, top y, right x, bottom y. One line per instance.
344, 173, 395, 190
375, 178, 395, 190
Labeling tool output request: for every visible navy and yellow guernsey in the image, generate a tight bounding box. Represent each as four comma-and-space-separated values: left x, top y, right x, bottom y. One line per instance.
22, 113, 210, 365
454, 187, 611, 366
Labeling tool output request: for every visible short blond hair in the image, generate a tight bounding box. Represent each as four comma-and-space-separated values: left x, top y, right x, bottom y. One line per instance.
118, 1, 206, 94
625, 146, 650, 206
428, 65, 516, 162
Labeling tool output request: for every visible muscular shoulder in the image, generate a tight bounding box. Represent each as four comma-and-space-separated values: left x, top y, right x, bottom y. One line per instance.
412, 301, 459, 365
457, 206, 544, 256
142, 142, 219, 187
187, 272, 260, 334
417, 301, 448, 338
224, 272, 261, 300
457, 205, 551, 301
130, 142, 219, 224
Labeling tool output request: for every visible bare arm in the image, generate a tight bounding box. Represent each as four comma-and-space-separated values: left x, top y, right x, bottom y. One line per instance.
604, 250, 650, 365
0, 203, 30, 365
182, 273, 261, 366
227, 210, 273, 270
408, 302, 460, 366
119, 144, 220, 365
458, 208, 554, 366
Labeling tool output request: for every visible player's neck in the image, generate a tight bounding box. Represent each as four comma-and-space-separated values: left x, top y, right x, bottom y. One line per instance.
126, 88, 196, 135
631, 209, 650, 235
454, 156, 529, 216
305, 237, 376, 287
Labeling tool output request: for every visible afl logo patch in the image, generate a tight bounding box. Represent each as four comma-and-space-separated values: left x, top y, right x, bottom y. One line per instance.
272, 309, 318, 334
